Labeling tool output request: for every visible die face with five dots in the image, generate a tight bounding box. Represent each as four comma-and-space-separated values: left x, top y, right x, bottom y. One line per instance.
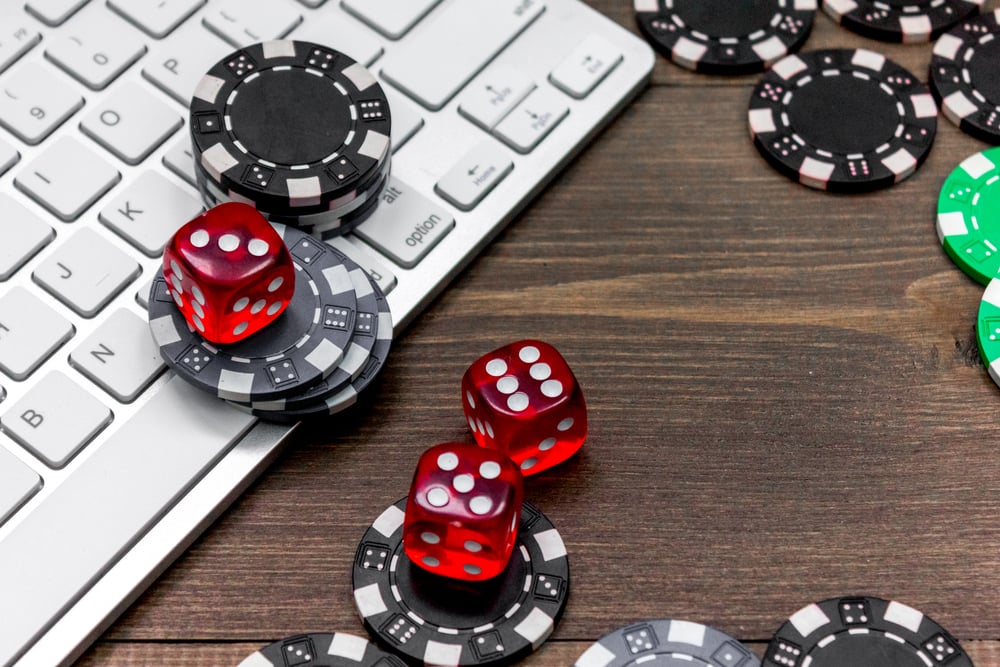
162, 202, 295, 345
461, 340, 587, 476
403, 443, 524, 581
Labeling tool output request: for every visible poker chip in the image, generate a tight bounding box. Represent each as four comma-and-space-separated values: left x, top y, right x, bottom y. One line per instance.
937, 147, 1000, 284
748, 48, 938, 193
930, 10, 1000, 145
238, 632, 405, 667
352, 499, 569, 666
634, 0, 816, 74
976, 277, 1000, 388
822, 0, 983, 43
574, 619, 759, 667
190, 39, 392, 225
148, 225, 358, 403
762, 596, 973, 666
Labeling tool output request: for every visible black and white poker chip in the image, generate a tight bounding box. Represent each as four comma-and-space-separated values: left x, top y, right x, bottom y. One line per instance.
574, 619, 759, 667
749, 48, 938, 192
190, 40, 391, 221
763, 596, 973, 666
634, 0, 816, 74
930, 9, 1000, 145
352, 498, 569, 666
148, 225, 358, 403
822, 0, 983, 43
238, 632, 406, 667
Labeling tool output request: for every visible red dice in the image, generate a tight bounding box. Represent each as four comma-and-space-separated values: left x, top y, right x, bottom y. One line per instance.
162, 203, 294, 345
462, 340, 586, 476
404, 443, 524, 581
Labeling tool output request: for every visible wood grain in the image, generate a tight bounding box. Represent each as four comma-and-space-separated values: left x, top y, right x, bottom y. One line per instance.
79, 1, 1000, 664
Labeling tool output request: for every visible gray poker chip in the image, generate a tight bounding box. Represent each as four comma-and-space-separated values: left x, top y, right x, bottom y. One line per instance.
822, 0, 983, 43
574, 620, 759, 667
352, 499, 569, 666
238, 632, 405, 667
148, 224, 358, 403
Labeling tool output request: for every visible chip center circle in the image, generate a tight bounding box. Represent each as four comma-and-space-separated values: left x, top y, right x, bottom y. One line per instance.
672, 1, 780, 38
806, 632, 925, 666
787, 74, 899, 155
968, 37, 1000, 105
227, 67, 352, 165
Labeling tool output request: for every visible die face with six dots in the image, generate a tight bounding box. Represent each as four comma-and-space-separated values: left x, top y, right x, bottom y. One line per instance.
403, 443, 524, 582
462, 340, 587, 476
162, 202, 295, 345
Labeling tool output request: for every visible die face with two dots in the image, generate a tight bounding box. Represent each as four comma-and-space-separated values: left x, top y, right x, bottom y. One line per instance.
162, 202, 295, 345
403, 443, 524, 582
462, 340, 587, 476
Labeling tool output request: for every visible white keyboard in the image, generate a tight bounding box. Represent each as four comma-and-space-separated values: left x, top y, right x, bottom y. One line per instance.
0, 1, 653, 665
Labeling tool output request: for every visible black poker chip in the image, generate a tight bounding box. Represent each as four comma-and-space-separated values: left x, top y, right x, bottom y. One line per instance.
930, 9, 1000, 145
822, 0, 983, 43
634, 0, 816, 75
352, 499, 569, 666
763, 596, 973, 666
748, 48, 938, 193
238, 632, 406, 667
573, 619, 759, 667
148, 225, 358, 403
190, 40, 392, 221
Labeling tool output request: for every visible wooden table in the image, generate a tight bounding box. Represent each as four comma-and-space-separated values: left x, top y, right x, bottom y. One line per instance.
79, 2, 1000, 664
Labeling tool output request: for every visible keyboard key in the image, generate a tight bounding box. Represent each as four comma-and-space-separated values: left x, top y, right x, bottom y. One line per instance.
14, 136, 121, 221
70, 308, 166, 402
0, 287, 75, 381
435, 141, 514, 211
0, 137, 19, 177
383, 86, 423, 153
0, 62, 84, 145
162, 137, 198, 186
0, 194, 54, 280
143, 21, 232, 105
24, 0, 89, 26
549, 35, 622, 99
493, 86, 568, 154
0, 376, 255, 667
1, 371, 112, 468
0, 22, 41, 75
135, 275, 154, 308
379, 0, 545, 110
100, 171, 203, 257
291, 14, 384, 67
108, 0, 207, 39
459, 65, 535, 131
80, 82, 183, 164
342, 0, 443, 40
355, 177, 455, 269
202, 0, 302, 48
0, 445, 40, 527
325, 235, 397, 295
32, 228, 141, 318
45, 11, 147, 90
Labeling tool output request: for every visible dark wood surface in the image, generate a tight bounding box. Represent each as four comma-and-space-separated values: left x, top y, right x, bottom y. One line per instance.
79, 2, 1000, 664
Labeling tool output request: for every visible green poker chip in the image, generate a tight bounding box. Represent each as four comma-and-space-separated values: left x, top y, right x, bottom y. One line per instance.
937, 146, 1000, 285
977, 278, 1000, 388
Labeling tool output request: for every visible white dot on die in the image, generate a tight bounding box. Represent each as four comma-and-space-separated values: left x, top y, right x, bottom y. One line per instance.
466, 391, 476, 409
218, 233, 240, 252
170, 273, 183, 292
541, 380, 564, 397
233, 321, 248, 336
266, 301, 283, 316
190, 229, 209, 247
192, 315, 205, 332
191, 300, 205, 319
485, 422, 494, 438
171, 291, 183, 308
191, 285, 205, 305
519, 345, 540, 363
267, 276, 284, 292
496, 376, 519, 394
422, 556, 440, 568
557, 418, 574, 431
421, 531, 440, 544
507, 392, 529, 412
469, 495, 493, 515
453, 474, 475, 493
426, 487, 449, 507
530, 363, 551, 380
233, 297, 249, 312
464, 540, 483, 553
479, 461, 501, 479
169, 260, 183, 280
437, 452, 459, 471
539, 437, 556, 451
464, 564, 482, 576
521, 457, 538, 471
485, 359, 507, 376
467, 417, 477, 432
251, 299, 266, 314
248, 238, 269, 256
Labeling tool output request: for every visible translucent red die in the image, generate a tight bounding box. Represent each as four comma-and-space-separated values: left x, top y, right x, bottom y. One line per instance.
462, 340, 587, 476
403, 443, 524, 581
162, 202, 294, 345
